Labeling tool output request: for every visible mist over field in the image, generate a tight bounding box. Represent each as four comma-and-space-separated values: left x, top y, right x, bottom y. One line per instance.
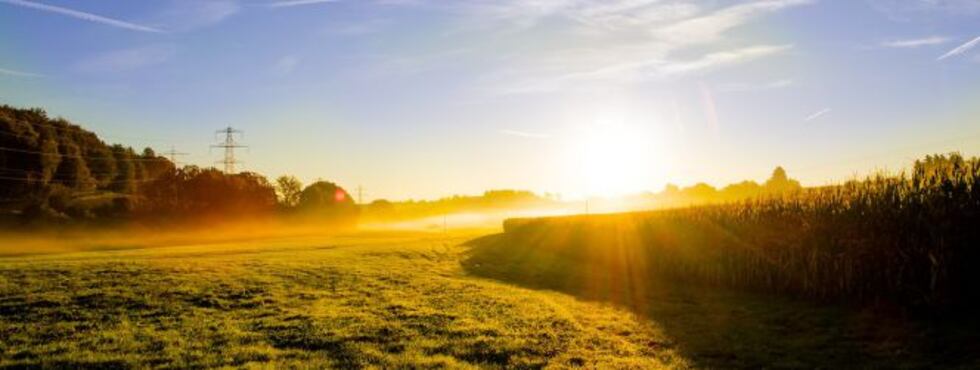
3, 0, 980, 368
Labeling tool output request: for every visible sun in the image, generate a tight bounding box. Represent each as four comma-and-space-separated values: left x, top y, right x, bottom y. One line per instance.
571, 118, 668, 197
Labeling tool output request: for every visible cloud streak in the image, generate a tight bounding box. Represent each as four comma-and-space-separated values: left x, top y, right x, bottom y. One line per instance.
499, 44, 794, 94
268, 0, 339, 8
716, 78, 794, 93
805, 108, 831, 122
154, 1, 239, 32
660, 44, 793, 75
654, 0, 814, 45
937, 36, 980, 61
0, 0, 164, 33
868, 0, 980, 20
76, 45, 176, 73
881, 36, 949, 48
0, 67, 43, 78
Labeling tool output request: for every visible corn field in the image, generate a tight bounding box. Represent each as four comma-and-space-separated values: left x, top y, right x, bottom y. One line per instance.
483, 153, 980, 312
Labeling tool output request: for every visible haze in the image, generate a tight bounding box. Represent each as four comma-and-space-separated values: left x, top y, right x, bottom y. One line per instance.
2, 0, 979, 200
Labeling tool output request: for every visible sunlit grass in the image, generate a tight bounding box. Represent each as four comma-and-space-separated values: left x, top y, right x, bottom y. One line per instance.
0, 231, 682, 368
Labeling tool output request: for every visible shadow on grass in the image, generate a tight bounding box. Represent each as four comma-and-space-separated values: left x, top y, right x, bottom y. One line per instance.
461, 232, 980, 369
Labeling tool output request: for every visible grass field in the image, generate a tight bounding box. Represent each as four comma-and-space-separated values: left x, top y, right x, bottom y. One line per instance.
0, 230, 685, 369
1, 229, 976, 368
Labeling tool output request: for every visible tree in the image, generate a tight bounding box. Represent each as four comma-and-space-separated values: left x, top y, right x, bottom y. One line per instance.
721, 181, 763, 200
299, 181, 352, 209
684, 183, 718, 198
275, 175, 303, 208
298, 181, 358, 222
765, 166, 802, 193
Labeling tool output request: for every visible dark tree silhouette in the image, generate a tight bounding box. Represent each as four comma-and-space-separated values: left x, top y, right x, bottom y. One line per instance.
275, 175, 303, 208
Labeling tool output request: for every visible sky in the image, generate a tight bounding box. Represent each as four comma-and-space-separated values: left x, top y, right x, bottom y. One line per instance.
1, 0, 979, 201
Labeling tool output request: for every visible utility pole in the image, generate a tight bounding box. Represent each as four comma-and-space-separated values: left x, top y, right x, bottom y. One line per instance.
357, 185, 364, 205
211, 127, 247, 174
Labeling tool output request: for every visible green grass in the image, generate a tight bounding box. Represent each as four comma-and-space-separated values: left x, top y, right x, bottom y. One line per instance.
2, 229, 976, 369
0, 231, 684, 369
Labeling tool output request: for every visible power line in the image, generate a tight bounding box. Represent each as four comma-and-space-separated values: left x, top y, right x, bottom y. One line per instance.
160, 146, 188, 165
0, 145, 169, 162
2, 118, 180, 145
1, 120, 134, 140
0, 165, 160, 180
0, 173, 159, 184
0, 129, 46, 141
211, 127, 246, 174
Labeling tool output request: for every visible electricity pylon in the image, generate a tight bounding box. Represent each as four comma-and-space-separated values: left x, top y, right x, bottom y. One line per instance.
212, 127, 247, 174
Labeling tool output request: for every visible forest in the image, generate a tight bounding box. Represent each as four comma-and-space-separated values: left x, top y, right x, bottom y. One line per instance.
0, 105, 356, 225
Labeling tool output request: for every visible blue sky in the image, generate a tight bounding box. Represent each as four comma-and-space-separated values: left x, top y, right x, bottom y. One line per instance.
1, 0, 979, 200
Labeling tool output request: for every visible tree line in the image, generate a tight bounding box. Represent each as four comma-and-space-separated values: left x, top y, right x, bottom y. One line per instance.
361, 190, 557, 221
0, 105, 355, 225
644, 166, 803, 208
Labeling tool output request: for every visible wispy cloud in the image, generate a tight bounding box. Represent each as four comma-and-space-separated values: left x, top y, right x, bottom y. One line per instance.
76, 45, 176, 73
566, 1, 700, 30
805, 108, 831, 122
0, 0, 164, 33
497, 44, 794, 94
322, 19, 391, 36
458, 0, 812, 94
269, 0, 809, 94
466, 0, 811, 39
0, 67, 43, 78
368, 48, 474, 77
499, 129, 551, 139
654, 0, 814, 45
716, 78, 794, 93
274, 55, 300, 74
153, 0, 239, 32
881, 36, 949, 48
268, 0, 339, 8
660, 44, 793, 75
868, 0, 980, 21
937, 36, 980, 61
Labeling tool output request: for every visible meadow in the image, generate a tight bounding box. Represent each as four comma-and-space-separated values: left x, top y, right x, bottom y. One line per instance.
0, 229, 687, 369
1, 227, 975, 368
